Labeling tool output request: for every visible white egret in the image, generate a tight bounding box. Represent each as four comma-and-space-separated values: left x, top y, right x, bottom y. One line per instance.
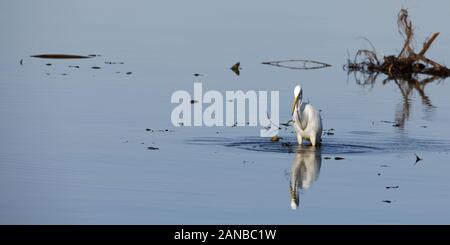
290, 149, 322, 210
292, 85, 323, 146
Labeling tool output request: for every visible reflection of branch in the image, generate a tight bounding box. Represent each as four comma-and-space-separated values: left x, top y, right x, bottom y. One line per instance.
262, 59, 331, 70
413, 76, 439, 109
393, 79, 413, 127
350, 70, 443, 127
352, 71, 379, 86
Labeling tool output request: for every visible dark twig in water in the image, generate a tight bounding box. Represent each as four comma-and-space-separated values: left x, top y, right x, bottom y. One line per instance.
262, 59, 331, 70
30, 54, 92, 59
266, 112, 294, 131
230, 62, 241, 76
414, 153, 423, 164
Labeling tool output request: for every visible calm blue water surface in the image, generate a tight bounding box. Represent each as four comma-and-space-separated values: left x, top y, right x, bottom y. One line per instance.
1, 0, 450, 224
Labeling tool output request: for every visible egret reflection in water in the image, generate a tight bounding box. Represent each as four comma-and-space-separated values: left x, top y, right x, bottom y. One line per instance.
289, 146, 321, 210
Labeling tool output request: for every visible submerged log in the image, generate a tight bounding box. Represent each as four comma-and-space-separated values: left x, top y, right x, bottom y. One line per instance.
30, 54, 92, 59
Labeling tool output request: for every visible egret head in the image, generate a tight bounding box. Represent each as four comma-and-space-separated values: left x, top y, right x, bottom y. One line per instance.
292, 85, 303, 115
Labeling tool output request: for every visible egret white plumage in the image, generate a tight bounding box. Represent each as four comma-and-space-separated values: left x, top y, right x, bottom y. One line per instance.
292, 85, 323, 146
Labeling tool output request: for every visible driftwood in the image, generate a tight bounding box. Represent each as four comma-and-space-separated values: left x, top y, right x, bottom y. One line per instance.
345, 8, 450, 78
346, 8, 448, 129
30, 54, 92, 59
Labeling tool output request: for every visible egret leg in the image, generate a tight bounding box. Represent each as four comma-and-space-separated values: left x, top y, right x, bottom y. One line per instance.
296, 134, 303, 145
310, 135, 317, 146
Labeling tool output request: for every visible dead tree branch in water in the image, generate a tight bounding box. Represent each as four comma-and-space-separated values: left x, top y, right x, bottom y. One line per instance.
345, 8, 450, 78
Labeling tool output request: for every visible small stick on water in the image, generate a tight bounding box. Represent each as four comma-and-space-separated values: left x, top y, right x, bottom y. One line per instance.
266, 112, 281, 130
230, 62, 241, 76
414, 153, 423, 164
30, 54, 92, 59
266, 112, 294, 129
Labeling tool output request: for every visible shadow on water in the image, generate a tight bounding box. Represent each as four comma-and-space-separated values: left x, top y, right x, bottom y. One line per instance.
188, 134, 450, 155
289, 146, 321, 210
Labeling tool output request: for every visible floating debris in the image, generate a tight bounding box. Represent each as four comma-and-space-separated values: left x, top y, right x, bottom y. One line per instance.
31, 54, 92, 59
147, 146, 159, 150
420, 126, 428, 128
193, 73, 204, 77
380, 120, 395, 124
91, 66, 101, 69
104, 61, 124, 64
230, 62, 241, 76
392, 123, 401, 127
346, 8, 450, 78
270, 136, 281, 142
280, 120, 293, 127
88, 54, 101, 57
262, 59, 331, 70
68, 65, 80, 68
242, 160, 255, 164
19, 59, 23, 66
46, 63, 52, 66
377, 173, 381, 176
145, 128, 173, 133
414, 153, 423, 163
324, 157, 332, 160
126, 72, 132, 75
61, 73, 68, 76
334, 157, 345, 160
386, 186, 399, 189
382, 200, 392, 203
45, 73, 50, 76
323, 129, 335, 136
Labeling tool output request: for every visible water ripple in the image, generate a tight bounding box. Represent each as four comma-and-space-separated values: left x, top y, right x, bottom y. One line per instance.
188, 135, 450, 155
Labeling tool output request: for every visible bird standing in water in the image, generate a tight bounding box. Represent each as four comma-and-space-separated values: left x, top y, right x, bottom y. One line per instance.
292, 85, 323, 146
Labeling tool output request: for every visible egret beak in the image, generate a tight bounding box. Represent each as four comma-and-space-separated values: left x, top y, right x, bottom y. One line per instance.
291, 95, 299, 115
